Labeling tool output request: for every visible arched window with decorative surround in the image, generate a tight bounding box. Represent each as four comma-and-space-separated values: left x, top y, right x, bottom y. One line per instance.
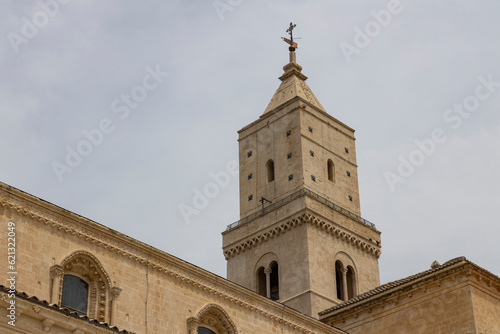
50, 251, 121, 325
266, 159, 275, 183
254, 253, 280, 301
187, 304, 238, 334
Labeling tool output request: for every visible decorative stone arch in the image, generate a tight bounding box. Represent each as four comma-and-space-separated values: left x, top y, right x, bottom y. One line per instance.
334, 252, 358, 301
254, 253, 279, 299
187, 304, 238, 334
50, 251, 121, 324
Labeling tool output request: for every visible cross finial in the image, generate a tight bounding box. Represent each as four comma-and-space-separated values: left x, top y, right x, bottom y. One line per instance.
286, 22, 296, 40
282, 22, 298, 51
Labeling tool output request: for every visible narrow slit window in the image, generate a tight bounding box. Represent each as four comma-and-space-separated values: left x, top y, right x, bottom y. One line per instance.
328, 159, 335, 182
247, 151, 252, 157
266, 160, 275, 183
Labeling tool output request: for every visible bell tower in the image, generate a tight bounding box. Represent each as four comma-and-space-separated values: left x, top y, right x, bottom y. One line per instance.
222, 25, 381, 318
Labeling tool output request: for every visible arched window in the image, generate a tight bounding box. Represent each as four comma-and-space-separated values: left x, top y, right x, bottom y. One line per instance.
327, 159, 335, 182
270, 262, 279, 301
188, 304, 238, 334
51, 251, 120, 323
266, 159, 275, 183
335, 261, 344, 301
61, 274, 89, 315
346, 266, 356, 299
257, 267, 266, 297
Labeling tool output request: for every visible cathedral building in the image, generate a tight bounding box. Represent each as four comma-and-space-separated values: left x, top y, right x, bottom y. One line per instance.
1, 45, 499, 333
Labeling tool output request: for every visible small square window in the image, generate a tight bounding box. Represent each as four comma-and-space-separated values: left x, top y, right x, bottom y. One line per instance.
248, 173, 253, 180
248, 195, 253, 201
308, 126, 313, 133
344, 147, 349, 154
287, 152, 292, 159
346, 171, 351, 177
310, 150, 314, 157
288, 174, 293, 181
311, 175, 316, 182
286, 130, 291, 137
348, 195, 353, 201
247, 151, 252, 158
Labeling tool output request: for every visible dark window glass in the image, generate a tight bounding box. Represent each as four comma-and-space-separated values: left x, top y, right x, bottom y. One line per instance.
198, 328, 217, 334
61, 275, 88, 315
335, 261, 344, 301
270, 262, 279, 301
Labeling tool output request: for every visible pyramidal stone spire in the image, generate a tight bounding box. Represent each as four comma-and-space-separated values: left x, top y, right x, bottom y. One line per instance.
263, 51, 326, 114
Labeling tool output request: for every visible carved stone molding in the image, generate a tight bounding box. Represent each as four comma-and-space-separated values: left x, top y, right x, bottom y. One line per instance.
196, 304, 238, 334
50, 265, 64, 279
59, 251, 112, 322
224, 213, 381, 260
42, 318, 55, 331
110, 286, 122, 301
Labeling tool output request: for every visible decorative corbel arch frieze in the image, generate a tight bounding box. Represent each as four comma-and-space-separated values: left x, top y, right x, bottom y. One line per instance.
187, 304, 238, 334
223, 213, 381, 260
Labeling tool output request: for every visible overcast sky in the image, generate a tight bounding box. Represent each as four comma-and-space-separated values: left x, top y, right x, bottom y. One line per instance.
1, 1, 499, 287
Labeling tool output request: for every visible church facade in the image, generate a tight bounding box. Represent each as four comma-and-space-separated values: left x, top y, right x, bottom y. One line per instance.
1, 49, 499, 333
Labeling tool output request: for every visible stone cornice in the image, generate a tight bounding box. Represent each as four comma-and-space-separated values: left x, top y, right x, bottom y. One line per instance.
223, 213, 381, 260
0, 183, 340, 334
319, 259, 500, 323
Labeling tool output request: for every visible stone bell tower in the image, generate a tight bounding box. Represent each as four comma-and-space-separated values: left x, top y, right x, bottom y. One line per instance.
222, 26, 381, 318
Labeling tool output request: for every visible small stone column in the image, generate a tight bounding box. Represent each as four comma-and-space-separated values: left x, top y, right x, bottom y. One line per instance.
341, 268, 348, 301
49, 265, 64, 305
264, 268, 272, 298
109, 287, 122, 326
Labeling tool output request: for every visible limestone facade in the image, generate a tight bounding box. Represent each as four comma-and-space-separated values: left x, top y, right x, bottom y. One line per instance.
0, 183, 344, 333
